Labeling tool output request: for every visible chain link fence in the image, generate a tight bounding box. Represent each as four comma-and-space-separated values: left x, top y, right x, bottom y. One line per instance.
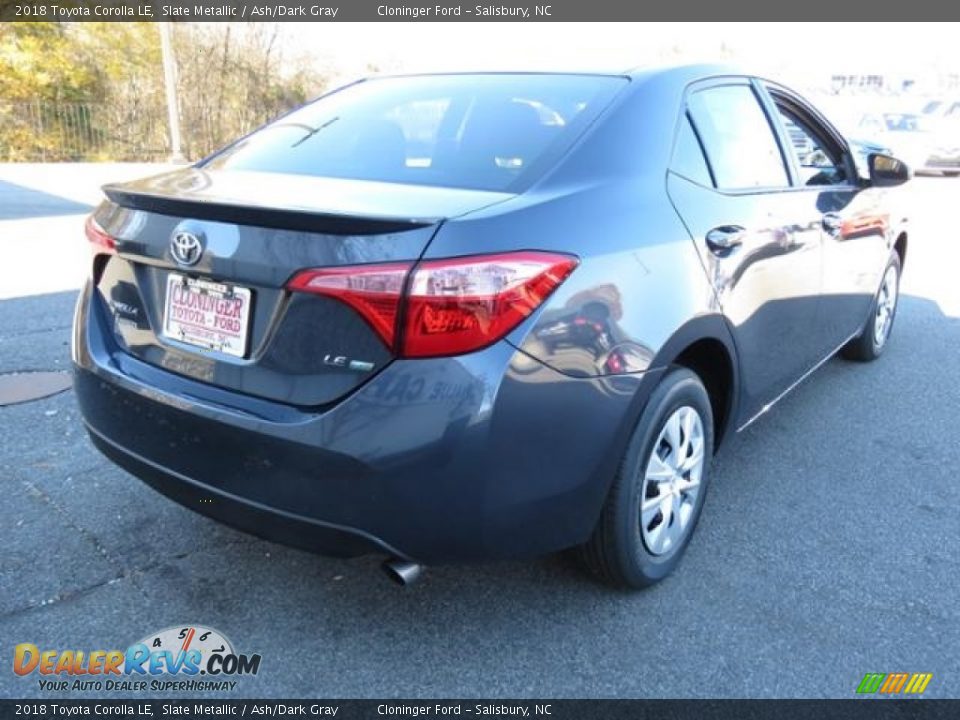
0, 100, 174, 162
0, 99, 303, 162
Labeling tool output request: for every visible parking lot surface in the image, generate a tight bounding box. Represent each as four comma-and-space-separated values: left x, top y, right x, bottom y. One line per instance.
1, 165, 958, 698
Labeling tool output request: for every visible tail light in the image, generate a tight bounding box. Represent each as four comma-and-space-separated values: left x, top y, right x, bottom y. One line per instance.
286, 263, 409, 348
402, 252, 578, 357
85, 216, 116, 255
287, 251, 578, 358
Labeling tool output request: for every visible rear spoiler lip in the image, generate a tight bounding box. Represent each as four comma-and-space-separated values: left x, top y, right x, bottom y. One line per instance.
102, 185, 439, 236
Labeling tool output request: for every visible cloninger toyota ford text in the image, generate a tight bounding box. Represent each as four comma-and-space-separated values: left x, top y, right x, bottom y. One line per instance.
73, 65, 910, 588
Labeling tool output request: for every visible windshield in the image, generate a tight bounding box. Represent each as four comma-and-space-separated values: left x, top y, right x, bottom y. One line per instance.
202, 74, 627, 192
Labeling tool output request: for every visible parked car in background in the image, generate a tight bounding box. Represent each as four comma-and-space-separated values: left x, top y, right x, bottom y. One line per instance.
857, 111, 960, 176
921, 98, 960, 120
73, 65, 911, 589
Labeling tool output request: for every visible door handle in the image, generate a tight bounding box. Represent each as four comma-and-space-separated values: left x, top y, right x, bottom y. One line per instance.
705, 225, 745, 255
822, 212, 843, 234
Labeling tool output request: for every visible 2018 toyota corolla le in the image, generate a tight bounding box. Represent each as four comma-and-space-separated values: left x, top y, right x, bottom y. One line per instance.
73, 65, 910, 588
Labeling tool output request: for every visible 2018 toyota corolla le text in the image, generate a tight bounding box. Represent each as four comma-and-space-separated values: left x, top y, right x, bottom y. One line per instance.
73, 65, 910, 588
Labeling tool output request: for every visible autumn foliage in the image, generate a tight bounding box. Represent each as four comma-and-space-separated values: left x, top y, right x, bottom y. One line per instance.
0, 22, 328, 161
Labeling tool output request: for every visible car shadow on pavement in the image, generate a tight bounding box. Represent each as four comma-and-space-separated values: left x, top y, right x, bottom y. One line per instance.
0, 179, 93, 221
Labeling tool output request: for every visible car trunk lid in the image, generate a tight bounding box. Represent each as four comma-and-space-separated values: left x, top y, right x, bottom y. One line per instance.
90, 167, 512, 407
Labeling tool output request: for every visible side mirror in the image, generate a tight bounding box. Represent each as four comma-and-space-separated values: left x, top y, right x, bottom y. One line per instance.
868, 153, 911, 187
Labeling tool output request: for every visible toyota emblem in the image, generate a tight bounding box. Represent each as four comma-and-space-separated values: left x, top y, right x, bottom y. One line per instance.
170, 230, 204, 266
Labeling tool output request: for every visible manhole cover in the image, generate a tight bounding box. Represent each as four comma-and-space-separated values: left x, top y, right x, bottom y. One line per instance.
0, 371, 72, 406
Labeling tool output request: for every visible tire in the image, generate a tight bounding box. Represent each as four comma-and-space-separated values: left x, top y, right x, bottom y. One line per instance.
841, 253, 901, 362
578, 367, 714, 589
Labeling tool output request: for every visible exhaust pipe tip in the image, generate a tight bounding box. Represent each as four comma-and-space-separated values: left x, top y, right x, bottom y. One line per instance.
382, 558, 423, 586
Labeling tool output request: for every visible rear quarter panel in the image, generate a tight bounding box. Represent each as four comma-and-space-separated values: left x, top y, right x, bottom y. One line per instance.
427, 181, 719, 379
426, 73, 724, 379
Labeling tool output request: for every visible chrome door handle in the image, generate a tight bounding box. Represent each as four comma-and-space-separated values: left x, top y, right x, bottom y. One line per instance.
705, 225, 745, 255
822, 212, 843, 234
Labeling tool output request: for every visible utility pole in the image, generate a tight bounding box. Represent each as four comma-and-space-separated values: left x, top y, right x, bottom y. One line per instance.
158, 23, 186, 163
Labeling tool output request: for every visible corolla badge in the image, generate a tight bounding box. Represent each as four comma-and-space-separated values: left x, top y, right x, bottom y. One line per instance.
170, 230, 204, 266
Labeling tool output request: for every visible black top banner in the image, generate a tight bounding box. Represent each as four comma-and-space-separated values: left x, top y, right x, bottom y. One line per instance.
1, 0, 958, 21
0, 700, 959, 720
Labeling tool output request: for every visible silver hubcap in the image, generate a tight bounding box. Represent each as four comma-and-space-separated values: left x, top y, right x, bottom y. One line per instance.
874, 264, 898, 348
640, 406, 706, 556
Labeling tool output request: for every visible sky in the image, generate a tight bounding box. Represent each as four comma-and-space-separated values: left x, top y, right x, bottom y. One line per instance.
277, 22, 960, 94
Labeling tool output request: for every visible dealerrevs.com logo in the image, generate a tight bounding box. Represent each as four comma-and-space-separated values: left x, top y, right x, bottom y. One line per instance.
13, 625, 261, 693
856, 672, 933, 695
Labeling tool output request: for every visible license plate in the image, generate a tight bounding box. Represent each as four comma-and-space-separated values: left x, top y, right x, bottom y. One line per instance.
162, 273, 252, 358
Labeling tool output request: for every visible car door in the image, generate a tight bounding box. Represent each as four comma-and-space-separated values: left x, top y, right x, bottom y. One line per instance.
666, 79, 824, 423
761, 82, 892, 360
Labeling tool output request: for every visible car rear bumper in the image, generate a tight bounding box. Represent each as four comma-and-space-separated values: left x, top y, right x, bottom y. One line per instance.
83, 421, 402, 558
73, 281, 658, 563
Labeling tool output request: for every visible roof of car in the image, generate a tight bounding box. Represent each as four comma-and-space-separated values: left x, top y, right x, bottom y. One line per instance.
624, 62, 751, 82
366, 63, 752, 84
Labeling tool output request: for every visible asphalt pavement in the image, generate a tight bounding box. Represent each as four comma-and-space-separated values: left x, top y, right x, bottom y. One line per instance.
1, 165, 958, 699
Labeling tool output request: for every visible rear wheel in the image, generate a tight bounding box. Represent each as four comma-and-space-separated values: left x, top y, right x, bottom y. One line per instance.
578, 368, 713, 589
841, 253, 901, 362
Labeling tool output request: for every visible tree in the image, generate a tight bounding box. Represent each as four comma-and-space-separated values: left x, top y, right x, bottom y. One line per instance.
0, 23, 98, 102
0, 22, 329, 161
171, 23, 325, 159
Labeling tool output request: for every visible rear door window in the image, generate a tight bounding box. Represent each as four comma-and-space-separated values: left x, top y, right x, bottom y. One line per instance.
687, 85, 789, 190
202, 74, 627, 193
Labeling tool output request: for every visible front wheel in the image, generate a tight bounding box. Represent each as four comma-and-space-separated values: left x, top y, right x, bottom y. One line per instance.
841, 253, 901, 362
577, 368, 714, 589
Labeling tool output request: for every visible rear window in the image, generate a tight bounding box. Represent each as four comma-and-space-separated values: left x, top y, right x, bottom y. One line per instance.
201, 74, 627, 192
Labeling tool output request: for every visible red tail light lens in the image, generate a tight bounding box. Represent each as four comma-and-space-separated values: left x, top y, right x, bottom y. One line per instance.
402, 252, 578, 357
286, 263, 411, 348
286, 251, 578, 358
85, 216, 117, 255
